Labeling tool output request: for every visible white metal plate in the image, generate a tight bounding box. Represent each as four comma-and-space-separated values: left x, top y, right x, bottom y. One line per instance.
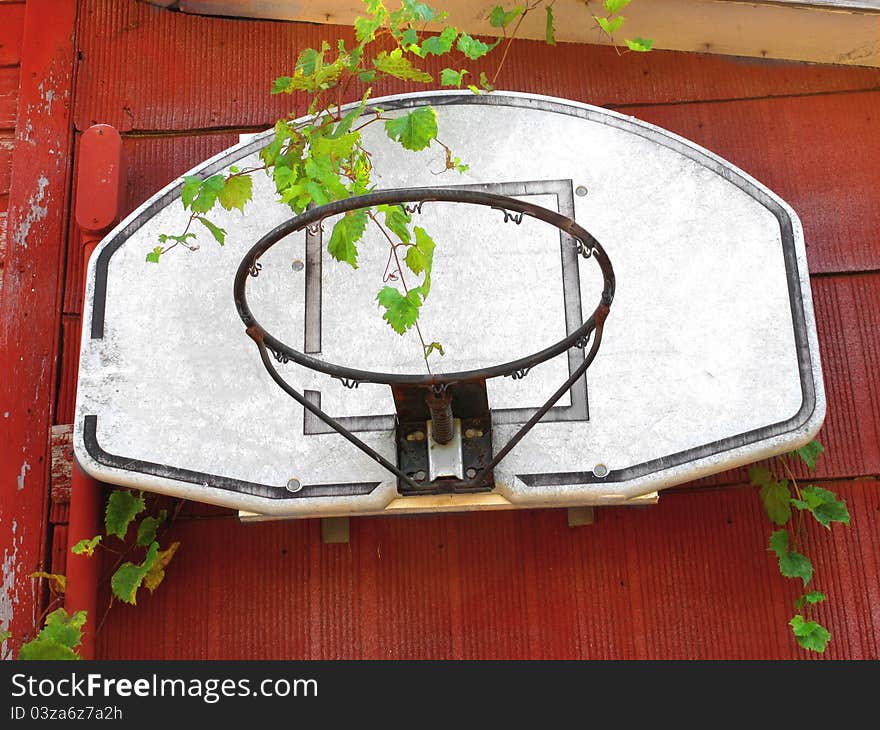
74, 91, 824, 516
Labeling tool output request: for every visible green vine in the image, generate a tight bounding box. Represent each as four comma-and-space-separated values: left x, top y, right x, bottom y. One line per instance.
18, 490, 179, 660
149, 0, 649, 371
751, 439, 850, 653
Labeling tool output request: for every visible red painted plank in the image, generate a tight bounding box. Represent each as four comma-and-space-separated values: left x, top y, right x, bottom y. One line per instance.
75, 0, 880, 132
626, 91, 880, 274
0, 134, 14, 192
0, 66, 20, 129
54, 314, 81, 425
0, 0, 77, 658
93, 479, 879, 659
0, 2, 25, 67
810, 274, 880, 478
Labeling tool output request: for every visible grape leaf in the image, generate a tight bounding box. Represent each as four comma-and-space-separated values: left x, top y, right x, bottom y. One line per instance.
598, 16, 625, 35
18, 609, 87, 660
385, 106, 438, 151
457, 32, 499, 60
111, 541, 159, 605
327, 209, 368, 268
30, 571, 66, 594
143, 541, 180, 594
219, 175, 253, 213
40, 608, 86, 647
791, 485, 850, 529
312, 131, 359, 159
401, 27, 419, 48
794, 439, 824, 470
180, 175, 202, 209
794, 591, 826, 609
146, 246, 163, 264
761, 480, 792, 526
545, 5, 556, 46
105, 489, 146, 540
425, 341, 445, 358
421, 26, 458, 55
479, 71, 494, 92
136, 509, 168, 547
750, 466, 792, 526
440, 68, 468, 87
271, 76, 293, 94
768, 529, 789, 558
376, 204, 412, 243
374, 49, 433, 82
604, 0, 631, 12
402, 0, 437, 22
196, 216, 226, 246
489, 5, 523, 29
18, 640, 80, 660
626, 37, 654, 52
71, 535, 102, 557
377, 286, 422, 334
790, 615, 830, 652
779, 550, 813, 586
190, 174, 226, 213
355, 15, 383, 44
405, 226, 436, 297
295, 45, 325, 76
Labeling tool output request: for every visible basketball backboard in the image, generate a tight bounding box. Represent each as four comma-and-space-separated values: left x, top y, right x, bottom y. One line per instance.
74, 91, 825, 517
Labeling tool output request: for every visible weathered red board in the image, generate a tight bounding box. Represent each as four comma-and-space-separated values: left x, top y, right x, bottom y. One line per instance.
0, 0, 77, 656
93, 480, 879, 660
5, 0, 880, 659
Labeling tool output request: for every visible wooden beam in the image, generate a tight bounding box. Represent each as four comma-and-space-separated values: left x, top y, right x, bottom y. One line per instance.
0, 0, 77, 659
160, 0, 880, 67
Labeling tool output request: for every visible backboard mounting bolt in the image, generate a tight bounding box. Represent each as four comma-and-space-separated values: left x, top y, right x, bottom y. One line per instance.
464, 428, 484, 439
413, 470, 427, 482
576, 185, 588, 197
593, 464, 609, 478
406, 430, 426, 442
286, 477, 303, 492
291, 259, 304, 271
466, 467, 478, 479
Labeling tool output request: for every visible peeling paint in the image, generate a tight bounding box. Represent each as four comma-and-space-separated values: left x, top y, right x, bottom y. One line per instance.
17, 460, 31, 490
11, 175, 49, 250
0, 520, 20, 660
37, 77, 59, 115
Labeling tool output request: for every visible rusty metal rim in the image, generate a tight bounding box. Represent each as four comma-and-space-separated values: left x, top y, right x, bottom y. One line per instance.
234, 188, 615, 387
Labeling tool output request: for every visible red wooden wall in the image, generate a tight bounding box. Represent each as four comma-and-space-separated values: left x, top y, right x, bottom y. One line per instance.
3, 0, 879, 659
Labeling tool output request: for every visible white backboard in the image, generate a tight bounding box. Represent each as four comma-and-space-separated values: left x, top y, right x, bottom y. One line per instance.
74, 91, 824, 516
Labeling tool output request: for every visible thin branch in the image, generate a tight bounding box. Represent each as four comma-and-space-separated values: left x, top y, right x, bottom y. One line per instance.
368, 211, 433, 374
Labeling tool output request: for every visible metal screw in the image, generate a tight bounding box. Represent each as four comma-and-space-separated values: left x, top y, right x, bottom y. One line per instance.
286, 477, 303, 493
406, 430, 426, 442
575, 185, 588, 197
465, 467, 478, 479
593, 464, 609, 478
413, 470, 427, 482
291, 259, 305, 271
464, 428, 483, 439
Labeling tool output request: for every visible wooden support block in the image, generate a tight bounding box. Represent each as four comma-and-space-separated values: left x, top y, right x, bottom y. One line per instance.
567, 506, 595, 528
50, 424, 73, 525
321, 516, 350, 544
